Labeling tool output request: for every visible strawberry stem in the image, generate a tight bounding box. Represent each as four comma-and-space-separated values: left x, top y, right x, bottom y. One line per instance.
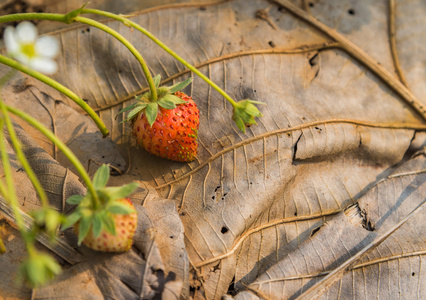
0, 54, 109, 137
0, 118, 29, 242
80, 9, 238, 107
0, 70, 49, 208
73, 16, 158, 102
0, 12, 66, 23
5, 105, 101, 209
0, 53, 65, 289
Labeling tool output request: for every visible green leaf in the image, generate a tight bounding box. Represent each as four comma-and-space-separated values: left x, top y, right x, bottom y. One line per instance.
101, 214, 116, 235
31, 208, 63, 241
19, 250, 61, 288
26, 258, 42, 285
62, 211, 82, 230
163, 94, 187, 104
169, 77, 193, 93
245, 102, 264, 117
41, 253, 62, 276
156, 87, 170, 99
66, 194, 84, 205
121, 104, 146, 123
92, 164, 110, 190
145, 102, 158, 126
233, 116, 246, 133
153, 74, 161, 88
117, 102, 138, 115
104, 182, 139, 201
77, 217, 91, 245
158, 98, 176, 110
107, 201, 136, 215
31, 209, 46, 224
245, 116, 258, 125
64, 3, 89, 24
247, 100, 266, 105
136, 92, 151, 103
92, 214, 103, 238
45, 209, 62, 234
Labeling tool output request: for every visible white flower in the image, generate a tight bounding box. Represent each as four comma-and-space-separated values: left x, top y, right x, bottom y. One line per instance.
4, 21, 59, 74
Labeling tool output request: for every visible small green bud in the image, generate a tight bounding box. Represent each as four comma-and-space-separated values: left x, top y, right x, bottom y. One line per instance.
18, 249, 61, 288
232, 100, 264, 133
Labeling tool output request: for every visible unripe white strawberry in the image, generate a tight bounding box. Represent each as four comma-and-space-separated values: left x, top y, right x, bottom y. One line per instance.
63, 165, 139, 253
75, 198, 137, 252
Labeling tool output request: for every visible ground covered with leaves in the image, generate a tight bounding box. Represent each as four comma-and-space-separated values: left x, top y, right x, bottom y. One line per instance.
0, 0, 425, 299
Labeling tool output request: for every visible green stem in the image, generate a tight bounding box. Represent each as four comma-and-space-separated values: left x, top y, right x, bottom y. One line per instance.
0, 70, 49, 207
5, 105, 100, 209
81, 9, 238, 107
0, 104, 49, 207
0, 121, 34, 253
0, 13, 66, 23
0, 12, 157, 102
0, 119, 27, 235
74, 16, 158, 101
0, 55, 109, 137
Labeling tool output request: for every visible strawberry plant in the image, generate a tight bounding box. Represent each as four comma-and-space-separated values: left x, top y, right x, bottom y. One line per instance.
3, 102, 140, 286
0, 17, 144, 286
1, 1, 425, 299
0, 1, 266, 291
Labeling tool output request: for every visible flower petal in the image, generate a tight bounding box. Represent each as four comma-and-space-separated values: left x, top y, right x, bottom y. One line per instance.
35, 36, 59, 58
16, 21, 38, 44
13, 52, 31, 66
28, 57, 58, 74
3, 26, 19, 53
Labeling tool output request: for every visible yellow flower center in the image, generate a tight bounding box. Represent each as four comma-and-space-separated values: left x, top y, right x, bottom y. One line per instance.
20, 43, 36, 58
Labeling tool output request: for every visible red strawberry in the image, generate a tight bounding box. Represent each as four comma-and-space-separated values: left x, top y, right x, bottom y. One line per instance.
120, 76, 200, 162
132, 91, 199, 162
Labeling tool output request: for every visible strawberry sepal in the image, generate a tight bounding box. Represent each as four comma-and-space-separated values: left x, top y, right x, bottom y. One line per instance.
145, 102, 158, 126
168, 77, 192, 93
118, 75, 193, 125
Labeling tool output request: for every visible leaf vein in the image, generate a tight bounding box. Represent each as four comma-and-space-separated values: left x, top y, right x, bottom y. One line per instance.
155, 120, 426, 190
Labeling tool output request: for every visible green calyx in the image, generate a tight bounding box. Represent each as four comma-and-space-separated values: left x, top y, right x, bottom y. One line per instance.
62, 164, 139, 245
232, 100, 265, 133
118, 75, 193, 126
